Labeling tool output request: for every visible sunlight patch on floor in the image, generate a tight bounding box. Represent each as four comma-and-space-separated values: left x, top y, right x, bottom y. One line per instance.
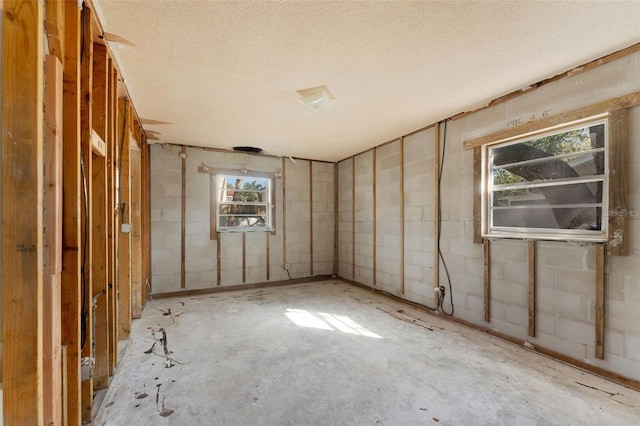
285, 308, 382, 338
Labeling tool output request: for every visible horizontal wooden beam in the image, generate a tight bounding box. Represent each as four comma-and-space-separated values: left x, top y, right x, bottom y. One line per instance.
463, 91, 640, 150
91, 129, 106, 157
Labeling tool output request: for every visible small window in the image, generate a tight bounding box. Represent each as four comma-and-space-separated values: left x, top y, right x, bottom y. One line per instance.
212, 171, 275, 234
483, 116, 608, 241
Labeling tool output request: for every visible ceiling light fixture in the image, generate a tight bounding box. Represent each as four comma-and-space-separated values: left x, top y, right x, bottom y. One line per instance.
297, 85, 334, 110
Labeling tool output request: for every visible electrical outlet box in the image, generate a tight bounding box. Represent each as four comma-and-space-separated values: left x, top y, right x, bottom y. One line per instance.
284, 263, 290, 271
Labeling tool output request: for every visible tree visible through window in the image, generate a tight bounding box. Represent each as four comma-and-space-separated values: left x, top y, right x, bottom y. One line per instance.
485, 117, 608, 241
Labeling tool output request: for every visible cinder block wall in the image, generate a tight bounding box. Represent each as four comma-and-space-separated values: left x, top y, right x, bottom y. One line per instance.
151, 147, 335, 293
337, 51, 640, 380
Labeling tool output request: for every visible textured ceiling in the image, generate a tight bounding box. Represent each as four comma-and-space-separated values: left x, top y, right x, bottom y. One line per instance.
93, 1, 640, 162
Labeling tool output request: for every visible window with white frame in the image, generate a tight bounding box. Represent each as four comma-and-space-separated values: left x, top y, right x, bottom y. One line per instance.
212, 171, 274, 233
483, 116, 608, 241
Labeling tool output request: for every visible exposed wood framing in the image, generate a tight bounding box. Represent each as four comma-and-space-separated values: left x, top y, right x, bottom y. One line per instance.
217, 236, 222, 286
266, 232, 271, 280
528, 240, 536, 337
352, 156, 356, 278
181, 145, 187, 287
1, 1, 45, 424
309, 161, 314, 275
45, 0, 65, 61
607, 109, 628, 256
399, 138, 405, 295
282, 157, 287, 270
483, 239, 490, 322
107, 61, 119, 374
142, 139, 152, 303
61, 2, 83, 422
243, 233, 247, 283
79, 6, 95, 421
434, 123, 440, 305
44, 54, 64, 426
372, 148, 377, 286
596, 244, 606, 359
91, 43, 110, 391
130, 134, 143, 318
117, 100, 132, 339
463, 91, 640, 150
91, 129, 106, 157
472, 147, 482, 244
333, 163, 339, 275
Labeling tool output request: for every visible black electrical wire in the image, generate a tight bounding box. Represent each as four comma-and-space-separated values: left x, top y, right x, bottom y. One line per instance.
437, 120, 454, 316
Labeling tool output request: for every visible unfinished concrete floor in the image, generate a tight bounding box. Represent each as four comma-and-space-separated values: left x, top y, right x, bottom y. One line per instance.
95, 280, 639, 425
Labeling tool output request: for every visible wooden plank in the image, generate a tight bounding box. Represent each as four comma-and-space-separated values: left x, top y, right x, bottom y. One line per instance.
607, 109, 628, 256
2, 1, 45, 423
61, 2, 83, 422
352, 156, 355, 278
282, 157, 287, 270
216, 236, 222, 286
309, 161, 314, 275
130, 142, 143, 318
91, 42, 110, 391
528, 240, 536, 337
372, 148, 377, 286
333, 163, 339, 275
596, 243, 606, 359
209, 174, 217, 239
400, 138, 405, 295
45, 0, 65, 61
463, 91, 640, 150
142, 136, 152, 304
243, 233, 247, 283
44, 54, 64, 426
181, 145, 187, 287
79, 6, 95, 422
107, 60, 119, 374
117, 100, 132, 339
483, 239, 490, 322
434, 123, 440, 305
472, 147, 482, 244
91, 129, 106, 157
266, 232, 271, 280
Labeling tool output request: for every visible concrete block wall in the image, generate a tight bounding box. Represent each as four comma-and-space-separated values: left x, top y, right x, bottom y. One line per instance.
336, 51, 640, 381
151, 146, 334, 293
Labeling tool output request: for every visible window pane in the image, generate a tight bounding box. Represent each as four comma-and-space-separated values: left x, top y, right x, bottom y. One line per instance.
493, 207, 602, 231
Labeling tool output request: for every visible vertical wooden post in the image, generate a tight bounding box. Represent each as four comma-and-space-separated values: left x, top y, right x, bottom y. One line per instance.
117, 99, 132, 339
141, 138, 152, 302
372, 148, 377, 286
2, 1, 45, 424
61, 1, 83, 422
434, 123, 441, 305
400, 138, 405, 295
79, 7, 95, 422
44, 54, 64, 426
483, 239, 490, 322
181, 145, 187, 287
266, 232, 271, 280
333, 163, 339, 275
91, 43, 110, 391
595, 243, 606, 359
107, 62, 119, 374
242, 233, 247, 283
309, 161, 314, 275
216, 236, 222, 286
282, 157, 287, 272
352, 156, 356, 278
472, 147, 483, 244
130, 134, 143, 318
528, 240, 536, 337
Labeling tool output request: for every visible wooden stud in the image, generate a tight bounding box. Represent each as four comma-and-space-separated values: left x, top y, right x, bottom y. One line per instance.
372, 148, 377, 286
61, 2, 83, 422
117, 100, 132, 339
44, 54, 64, 426
483, 239, 490, 322
107, 63, 119, 374
2, 1, 45, 424
434, 123, 440, 305
282, 157, 287, 270
596, 243, 606, 359
472, 147, 483, 244
463, 91, 640, 150
130, 135, 143, 318
216, 235, 222, 286
79, 6, 95, 421
181, 145, 187, 287
309, 161, 314, 275
333, 163, 339, 275
242, 233, 247, 283
45, 0, 65, 61
528, 240, 536, 337
91, 42, 110, 391
607, 109, 628, 256
209, 173, 217, 240
266, 232, 271, 280
400, 138, 405, 295
352, 156, 356, 278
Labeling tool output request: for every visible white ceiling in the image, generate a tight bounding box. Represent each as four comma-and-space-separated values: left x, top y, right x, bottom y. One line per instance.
93, 1, 640, 162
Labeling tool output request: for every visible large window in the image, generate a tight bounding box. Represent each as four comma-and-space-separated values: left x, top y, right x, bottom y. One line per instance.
484, 116, 608, 241
212, 171, 275, 233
